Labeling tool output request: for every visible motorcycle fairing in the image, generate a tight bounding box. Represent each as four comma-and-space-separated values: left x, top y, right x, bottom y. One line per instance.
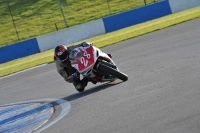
71, 46, 95, 74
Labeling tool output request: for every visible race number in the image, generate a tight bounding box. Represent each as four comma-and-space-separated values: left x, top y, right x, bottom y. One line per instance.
83, 50, 90, 59
80, 48, 91, 67
71, 46, 95, 72
81, 57, 88, 67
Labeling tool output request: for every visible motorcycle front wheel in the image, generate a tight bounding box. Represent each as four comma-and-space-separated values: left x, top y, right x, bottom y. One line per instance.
98, 63, 128, 81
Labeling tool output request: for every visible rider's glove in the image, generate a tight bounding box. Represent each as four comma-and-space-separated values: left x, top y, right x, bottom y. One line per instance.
66, 73, 77, 83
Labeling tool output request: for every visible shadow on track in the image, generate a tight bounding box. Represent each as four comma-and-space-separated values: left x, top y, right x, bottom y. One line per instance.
64, 80, 123, 102
49, 81, 123, 107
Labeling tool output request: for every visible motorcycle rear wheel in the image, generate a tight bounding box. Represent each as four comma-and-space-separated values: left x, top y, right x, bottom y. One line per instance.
98, 64, 128, 81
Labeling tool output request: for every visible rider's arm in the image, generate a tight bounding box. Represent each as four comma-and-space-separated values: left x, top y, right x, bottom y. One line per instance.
55, 60, 70, 82
55, 59, 78, 83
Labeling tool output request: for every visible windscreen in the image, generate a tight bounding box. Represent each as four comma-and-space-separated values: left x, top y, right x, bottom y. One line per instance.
69, 49, 82, 62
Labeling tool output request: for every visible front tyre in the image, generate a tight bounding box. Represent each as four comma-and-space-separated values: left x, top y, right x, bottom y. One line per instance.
98, 64, 128, 81
76, 88, 84, 92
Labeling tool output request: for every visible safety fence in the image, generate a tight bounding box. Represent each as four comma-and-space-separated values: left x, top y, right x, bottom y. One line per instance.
0, 0, 159, 47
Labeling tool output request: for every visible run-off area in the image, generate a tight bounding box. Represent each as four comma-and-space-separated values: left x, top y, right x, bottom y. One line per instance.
0, 99, 71, 133
0, 103, 53, 133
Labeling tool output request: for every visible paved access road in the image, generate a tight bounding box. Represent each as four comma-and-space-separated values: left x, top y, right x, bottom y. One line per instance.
1, 18, 200, 133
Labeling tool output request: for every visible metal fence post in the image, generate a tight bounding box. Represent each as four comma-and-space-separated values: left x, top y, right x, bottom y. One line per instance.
6, 0, 20, 41
106, 0, 111, 14
57, 0, 68, 28
144, 0, 147, 5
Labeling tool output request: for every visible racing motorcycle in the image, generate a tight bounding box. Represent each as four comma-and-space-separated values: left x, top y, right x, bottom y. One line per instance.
69, 43, 128, 91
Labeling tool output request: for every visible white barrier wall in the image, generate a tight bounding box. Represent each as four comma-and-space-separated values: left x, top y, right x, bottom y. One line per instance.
168, 0, 200, 13
36, 19, 106, 52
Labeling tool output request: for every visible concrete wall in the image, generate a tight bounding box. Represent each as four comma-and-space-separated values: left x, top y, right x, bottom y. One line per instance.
0, 38, 39, 63
168, 0, 200, 13
36, 19, 106, 52
102, 0, 172, 33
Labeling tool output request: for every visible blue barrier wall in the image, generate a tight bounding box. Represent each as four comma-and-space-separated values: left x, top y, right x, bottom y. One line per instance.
0, 0, 173, 63
0, 38, 40, 63
102, 0, 172, 33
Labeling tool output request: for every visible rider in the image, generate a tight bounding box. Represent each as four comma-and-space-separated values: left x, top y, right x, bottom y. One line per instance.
54, 42, 112, 92
54, 42, 91, 92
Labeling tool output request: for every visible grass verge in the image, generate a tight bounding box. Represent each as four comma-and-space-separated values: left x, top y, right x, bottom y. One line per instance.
0, 0, 158, 47
0, 6, 200, 77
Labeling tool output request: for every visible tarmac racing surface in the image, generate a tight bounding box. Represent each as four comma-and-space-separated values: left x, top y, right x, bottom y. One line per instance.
1, 18, 200, 133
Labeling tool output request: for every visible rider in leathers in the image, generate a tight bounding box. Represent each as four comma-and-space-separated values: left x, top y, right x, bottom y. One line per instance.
54, 42, 91, 92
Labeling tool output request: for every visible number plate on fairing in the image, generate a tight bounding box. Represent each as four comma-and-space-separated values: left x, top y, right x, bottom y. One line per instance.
71, 46, 95, 73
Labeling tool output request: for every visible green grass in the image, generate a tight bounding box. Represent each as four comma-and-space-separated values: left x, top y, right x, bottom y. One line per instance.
1, 6, 200, 77
0, 0, 158, 47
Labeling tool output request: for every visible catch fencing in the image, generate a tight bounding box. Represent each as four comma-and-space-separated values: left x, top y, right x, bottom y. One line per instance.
0, 0, 158, 47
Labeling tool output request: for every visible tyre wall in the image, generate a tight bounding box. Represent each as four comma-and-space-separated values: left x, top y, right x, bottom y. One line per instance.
1, 0, 199, 63
102, 0, 172, 33
168, 0, 200, 13
0, 38, 39, 63
36, 19, 106, 52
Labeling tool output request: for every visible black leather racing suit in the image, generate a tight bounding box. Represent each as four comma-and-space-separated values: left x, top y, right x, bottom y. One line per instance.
54, 44, 88, 91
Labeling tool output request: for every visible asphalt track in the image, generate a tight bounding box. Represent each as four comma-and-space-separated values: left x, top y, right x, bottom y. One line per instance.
1, 18, 200, 133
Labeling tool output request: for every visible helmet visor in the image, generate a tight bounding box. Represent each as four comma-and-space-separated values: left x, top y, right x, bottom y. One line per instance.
58, 51, 68, 62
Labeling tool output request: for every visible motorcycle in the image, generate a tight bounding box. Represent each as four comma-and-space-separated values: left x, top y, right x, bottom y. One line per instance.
69, 43, 128, 92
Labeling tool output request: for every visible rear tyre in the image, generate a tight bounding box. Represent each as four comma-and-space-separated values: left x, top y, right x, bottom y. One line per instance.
98, 64, 128, 81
